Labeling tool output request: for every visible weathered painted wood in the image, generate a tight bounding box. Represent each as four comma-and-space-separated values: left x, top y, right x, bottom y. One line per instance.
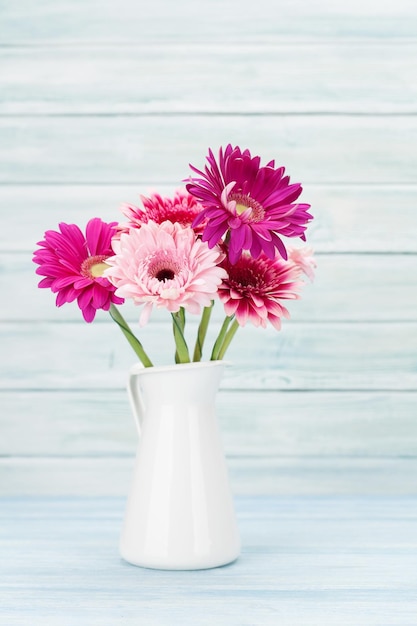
1, 498, 416, 625
1, 0, 417, 43
1, 457, 417, 496
1, 322, 416, 391
1, 116, 417, 184
1, 390, 416, 458
1, 0, 416, 511
2, 43, 417, 114
6, 252, 417, 322
2, 497, 417, 625
2, 183, 416, 254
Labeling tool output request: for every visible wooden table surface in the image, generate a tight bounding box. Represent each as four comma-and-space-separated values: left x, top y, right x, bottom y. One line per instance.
1, 496, 416, 626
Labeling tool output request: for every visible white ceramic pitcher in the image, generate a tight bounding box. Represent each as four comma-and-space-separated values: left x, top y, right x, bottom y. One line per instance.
120, 360, 241, 570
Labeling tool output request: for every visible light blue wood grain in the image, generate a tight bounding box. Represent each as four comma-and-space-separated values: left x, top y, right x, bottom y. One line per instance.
0, 497, 416, 625
2, 43, 416, 114
1, 390, 417, 458
2, 456, 417, 496
1, 116, 417, 184
1, 321, 416, 390
1, 0, 417, 42
2, 184, 416, 253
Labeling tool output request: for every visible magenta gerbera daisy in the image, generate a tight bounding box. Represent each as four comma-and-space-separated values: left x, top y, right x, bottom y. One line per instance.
33, 218, 124, 322
104, 220, 227, 326
187, 144, 313, 263
118, 188, 205, 235
218, 253, 304, 330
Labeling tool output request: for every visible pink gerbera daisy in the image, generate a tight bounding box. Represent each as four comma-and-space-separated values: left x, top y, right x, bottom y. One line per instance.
118, 188, 205, 235
187, 144, 313, 263
33, 218, 124, 322
288, 246, 317, 282
104, 220, 227, 326
218, 253, 304, 330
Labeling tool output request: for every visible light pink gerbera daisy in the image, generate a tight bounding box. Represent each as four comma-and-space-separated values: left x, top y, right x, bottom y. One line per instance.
187, 144, 313, 264
33, 218, 124, 322
104, 220, 227, 326
288, 246, 317, 282
118, 188, 205, 235
218, 253, 304, 330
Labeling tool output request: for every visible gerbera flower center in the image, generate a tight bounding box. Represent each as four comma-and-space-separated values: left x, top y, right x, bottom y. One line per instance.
230, 266, 264, 291
147, 252, 181, 282
155, 268, 175, 282
229, 193, 265, 222
80, 255, 110, 278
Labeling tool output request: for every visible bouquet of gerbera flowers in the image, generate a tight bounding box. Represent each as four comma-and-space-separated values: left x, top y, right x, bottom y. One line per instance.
33, 145, 315, 367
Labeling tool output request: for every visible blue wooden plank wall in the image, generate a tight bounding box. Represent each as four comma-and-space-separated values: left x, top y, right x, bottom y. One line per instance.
0, 0, 417, 496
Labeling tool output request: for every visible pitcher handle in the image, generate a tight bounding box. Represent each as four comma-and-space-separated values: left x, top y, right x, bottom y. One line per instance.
127, 363, 146, 436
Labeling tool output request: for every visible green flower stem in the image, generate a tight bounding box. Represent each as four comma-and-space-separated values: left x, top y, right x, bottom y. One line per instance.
211, 315, 234, 361
178, 306, 186, 331
217, 319, 239, 360
172, 310, 190, 364
193, 302, 214, 362
109, 304, 153, 368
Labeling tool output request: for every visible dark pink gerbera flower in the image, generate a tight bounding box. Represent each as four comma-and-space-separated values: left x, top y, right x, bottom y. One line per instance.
118, 188, 205, 235
218, 253, 304, 330
33, 218, 124, 322
187, 144, 313, 263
